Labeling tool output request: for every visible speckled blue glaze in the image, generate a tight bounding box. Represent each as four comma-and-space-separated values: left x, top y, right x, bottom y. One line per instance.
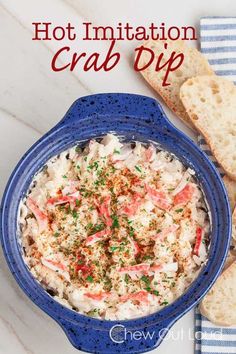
0, 94, 231, 354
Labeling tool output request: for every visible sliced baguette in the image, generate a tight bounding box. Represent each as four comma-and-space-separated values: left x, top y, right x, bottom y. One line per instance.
223, 175, 236, 211
137, 40, 214, 128
232, 206, 236, 243
199, 261, 236, 326
224, 252, 236, 270
224, 206, 236, 269
180, 76, 236, 180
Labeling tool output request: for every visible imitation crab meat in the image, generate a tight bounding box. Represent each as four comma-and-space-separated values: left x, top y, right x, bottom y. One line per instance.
145, 184, 171, 211
26, 197, 48, 232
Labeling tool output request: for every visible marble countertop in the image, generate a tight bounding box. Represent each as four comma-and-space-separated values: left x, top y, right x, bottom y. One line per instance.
0, 1, 235, 353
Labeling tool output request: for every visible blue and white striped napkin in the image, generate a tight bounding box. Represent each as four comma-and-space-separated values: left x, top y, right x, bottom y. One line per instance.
201, 17, 236, 84
194, 17, 236, 354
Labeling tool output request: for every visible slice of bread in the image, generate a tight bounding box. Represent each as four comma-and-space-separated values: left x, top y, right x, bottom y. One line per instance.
199, 261, 236, 326
224, 207, 236, 269
224, 252, 236, 270
232, 206, 236, 242
137, 40, 214, 128
180, 76, 236, 180
223, 175, 236, 211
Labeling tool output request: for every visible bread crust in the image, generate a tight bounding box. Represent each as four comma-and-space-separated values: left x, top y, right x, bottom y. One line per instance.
180, 76, 236, 181
223, 175, 236, 211
137, 40, 214, 128
199, 262, 236, 326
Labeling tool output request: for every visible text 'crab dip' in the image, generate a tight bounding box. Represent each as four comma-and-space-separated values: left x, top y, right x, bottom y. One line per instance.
19, 134, 210, 320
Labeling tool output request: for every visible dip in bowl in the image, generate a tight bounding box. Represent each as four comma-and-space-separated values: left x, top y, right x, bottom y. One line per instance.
20, 134, 210, 321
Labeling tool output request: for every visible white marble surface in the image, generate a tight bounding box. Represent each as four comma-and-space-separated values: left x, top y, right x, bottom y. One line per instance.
1, 1, 236, 353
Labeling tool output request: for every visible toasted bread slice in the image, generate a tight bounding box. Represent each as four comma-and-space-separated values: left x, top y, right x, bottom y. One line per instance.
223, 175, 236, 211
180, 76, 236, 180
199, 262, 236, 326
232, 206, 236, 243
224, 250, 236, 270
224, 206, 236, 269
137, 40, 214, 128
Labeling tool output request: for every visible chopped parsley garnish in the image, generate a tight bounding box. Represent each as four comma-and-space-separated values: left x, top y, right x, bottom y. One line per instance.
66, 205, 72, 214
87, 308, 98, 317
145, 286, 152, 292
80, 189, 93, 197
109, 187, 114, 194
141, 275, 150, 286
86, 222, 93, 230
62, 175, 67, 179
129, 226, 135, 237
94, 177, 106, 186
93, 161, 99, 170
110, 246, 119, 252
75, 146, 82, 153
54, 232, 60, 237
93, 223, 105, 233
153, 290, 159, 296
87, 223, 105, 235
114, 149, 120, 154
111, 215, 120, 229
175, 208, 183, 213
72, 210, 78, 219
135, 165, 142, 173
75, 199, 80, 207
86, 275, 94, 283
161, 300, 169, 306
125, 274, 130, 283
87, 161, 99, 170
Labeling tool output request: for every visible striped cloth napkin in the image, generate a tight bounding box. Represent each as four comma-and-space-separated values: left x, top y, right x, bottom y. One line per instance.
194, 17, 236, 354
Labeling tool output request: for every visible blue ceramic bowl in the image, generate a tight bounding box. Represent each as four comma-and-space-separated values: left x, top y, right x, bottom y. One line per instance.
0, 93, 231, 354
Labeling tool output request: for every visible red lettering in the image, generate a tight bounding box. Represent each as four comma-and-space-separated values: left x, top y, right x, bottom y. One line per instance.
83, 22, 92, 40
66, 23, 76, 40
84, 40, 120, 71
182, 26, 197, 40
133, 42, 185, 87
84, 53, 100, 71
70, 52, 86, 71
51, 41, 119, 73
32, 22, 51, 40
51, 47, 70, 71
155, 43, 184, 86
103, 40, 120, 71
168, 26, 181, 40
32, 22, 76, 41
52, 26, 66, 41
134, 45, 155, 71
